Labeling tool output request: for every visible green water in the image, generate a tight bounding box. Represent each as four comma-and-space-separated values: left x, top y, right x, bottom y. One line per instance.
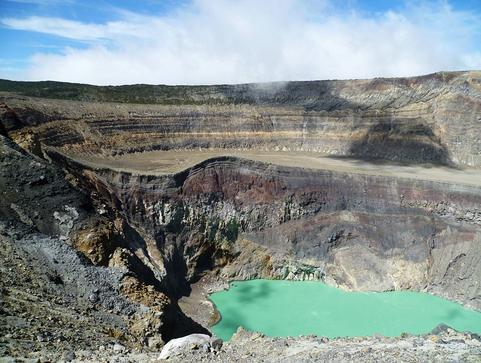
210, 279, 481, 341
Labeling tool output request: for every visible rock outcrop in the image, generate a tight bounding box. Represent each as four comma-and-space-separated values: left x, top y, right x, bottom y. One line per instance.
0, 134, 206, 360
0, 71, 480, 360
48, 152, 481, 309
1, 71, 480, 167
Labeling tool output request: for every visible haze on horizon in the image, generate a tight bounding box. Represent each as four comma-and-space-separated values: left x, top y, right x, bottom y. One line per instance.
1, 0, 481, 85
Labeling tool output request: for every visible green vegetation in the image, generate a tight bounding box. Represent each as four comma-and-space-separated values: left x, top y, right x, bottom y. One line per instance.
0, 79, 245, 105
225, 218, 240, 242
0, 79, 216, 104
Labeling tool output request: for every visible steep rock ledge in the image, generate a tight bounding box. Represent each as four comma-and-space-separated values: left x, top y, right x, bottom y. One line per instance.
50, 151, 481, 310
1, 72, 481, 359
2, 71, 480, 167
0, 135, 208, 359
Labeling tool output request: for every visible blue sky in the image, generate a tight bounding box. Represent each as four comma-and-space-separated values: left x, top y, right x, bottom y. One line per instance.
1, 0, 480, 84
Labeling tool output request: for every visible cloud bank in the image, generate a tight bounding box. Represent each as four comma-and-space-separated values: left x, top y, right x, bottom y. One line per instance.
2, 0, 481, 85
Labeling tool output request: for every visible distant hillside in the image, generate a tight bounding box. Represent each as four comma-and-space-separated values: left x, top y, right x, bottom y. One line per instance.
0, 71, 468, 106
0, 79, 224, 105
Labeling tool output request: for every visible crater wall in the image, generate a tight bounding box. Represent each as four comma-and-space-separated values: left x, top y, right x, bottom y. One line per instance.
2, 71, 481, 167
50, 152, 481, 309
1, 72, 480, 312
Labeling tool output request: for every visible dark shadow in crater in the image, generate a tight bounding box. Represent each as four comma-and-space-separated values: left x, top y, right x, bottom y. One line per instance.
211, 281, 273, 338
243, 78, 457, 169
161, 301, 211, 341
233, 280, 272, 303
342, 119, 456, 168
445, 308, 462, 320
162, 240, 192, 299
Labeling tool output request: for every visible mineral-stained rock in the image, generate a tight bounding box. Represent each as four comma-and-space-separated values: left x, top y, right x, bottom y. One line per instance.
120, 275, 170, 312
9, 129, 42, 157
58, 153, 481, 309
72, 219, 119, 265
0, 134, 206, 359
1, 72, 481, 361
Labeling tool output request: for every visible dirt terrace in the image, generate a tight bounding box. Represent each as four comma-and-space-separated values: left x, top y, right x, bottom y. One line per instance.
66, 149, 481, 187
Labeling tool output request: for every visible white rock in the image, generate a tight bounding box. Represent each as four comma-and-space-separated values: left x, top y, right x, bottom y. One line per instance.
113, 343, 125, 352
158, 334, 211, 360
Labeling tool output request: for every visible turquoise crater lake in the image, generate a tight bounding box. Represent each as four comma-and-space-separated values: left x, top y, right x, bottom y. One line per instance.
210, 279, 481, 341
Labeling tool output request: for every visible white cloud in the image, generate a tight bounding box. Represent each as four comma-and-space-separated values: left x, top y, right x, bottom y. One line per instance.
4, 0, 75, 5
2, 0, 481, 85
2, 17, 109, 41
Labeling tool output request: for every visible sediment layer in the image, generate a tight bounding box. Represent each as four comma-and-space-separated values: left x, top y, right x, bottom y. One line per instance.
2, 71, 481, 167
1, 71, 481, 360
50, 151, 481, 309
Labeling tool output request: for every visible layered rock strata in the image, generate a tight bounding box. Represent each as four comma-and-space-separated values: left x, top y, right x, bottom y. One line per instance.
1, 71, 480, 167
0, 71, 481, 360
49, 151, 481, 309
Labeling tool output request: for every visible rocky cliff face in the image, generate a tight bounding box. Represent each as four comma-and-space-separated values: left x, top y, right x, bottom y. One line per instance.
0, 135, 208, 359
2, 71, 481, 167
1, 72, 481, 360
49, 152, 481, 309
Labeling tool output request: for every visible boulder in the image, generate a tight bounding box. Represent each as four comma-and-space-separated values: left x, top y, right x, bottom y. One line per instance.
431, 323, 452, 335
158, 333, 211, 360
